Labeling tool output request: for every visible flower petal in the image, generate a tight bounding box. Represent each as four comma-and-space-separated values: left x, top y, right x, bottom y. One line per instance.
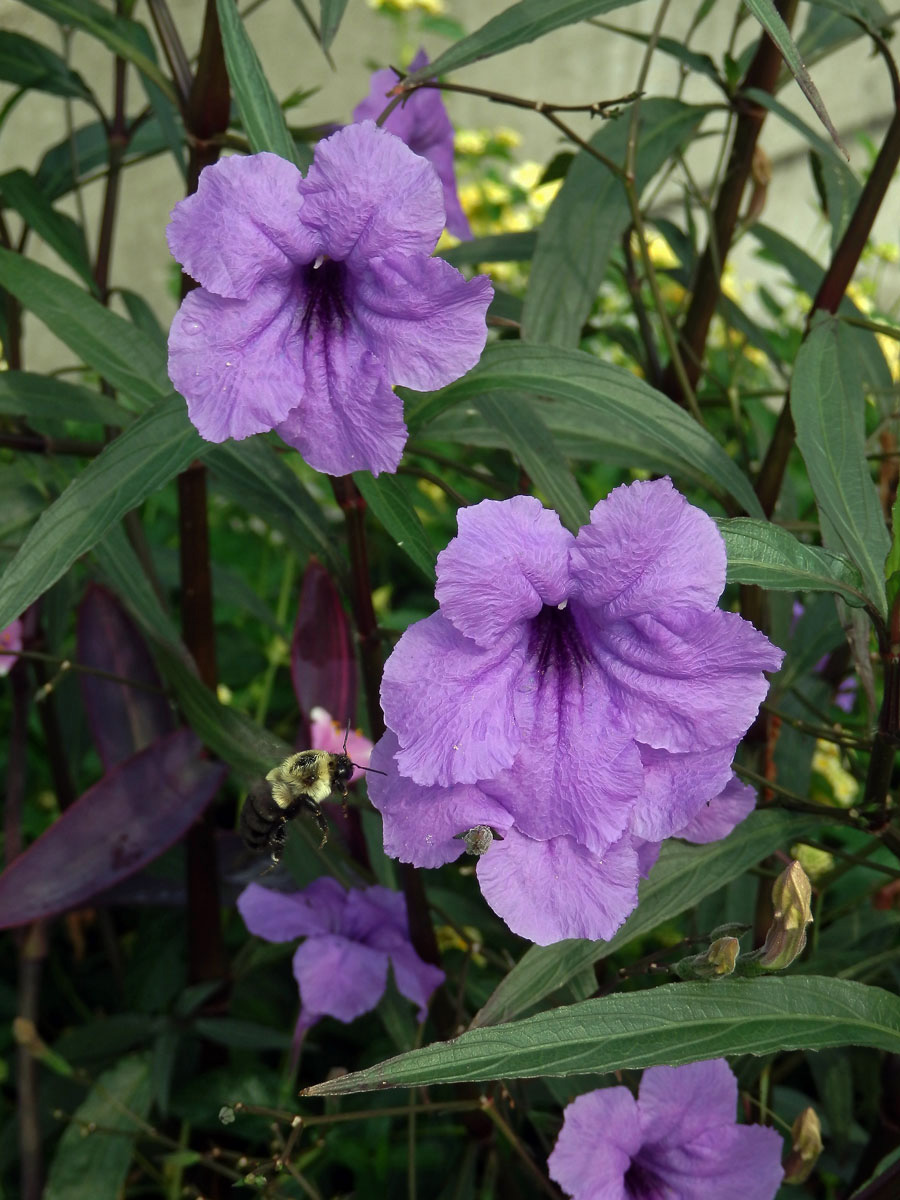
571, 478, 727, 621
593, 607, 783, 753
638, 1060, 739, 1146
386, 943, 446, 1021
380, 613, 525, 786
341, 884, 408, 943
640, 1124, 784, 1200
354, 52, 471, 240
675, 775, 757, 844
310, 707, 373, 783
547, 1087, 641, 1200
351, 254, 491, 392
489, 677, 642, 854
368, 733, 515, 868
237, 879, 347, 941
168, 282, 306, 442
167, 152, 314, 299
631, 743, 736, 842
0, 617, 23, 676
292, 935, 388, 1023
274, 317, 407, 476
297, 122, 445, 265
476, 828, 639, 944
434, 497, 573, 647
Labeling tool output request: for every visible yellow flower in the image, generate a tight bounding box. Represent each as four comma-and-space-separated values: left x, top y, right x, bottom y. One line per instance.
790, 843, 834, 882
811, 739, 859, 807
483, 179, 512, 206
494, 126, 522, 149
499, 208, 532, 233
509, 161, 543, 191
458, 182, 484, 215
529, 179, 562, 212
876, 331, 900, 381
455, 129, 489, 156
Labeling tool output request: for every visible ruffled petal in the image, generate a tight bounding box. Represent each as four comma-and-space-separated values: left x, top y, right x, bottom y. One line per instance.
380, 612, 525, 786
547, 1087, 641, 1200
297, 122, 444, 265
631, 743, 736, 842
292, 935, 388, 1023
167, 152, 315, 299
274, 315, 407, 476
368, 733, 515, 868
640, 1123, 784, 1200
571, 478, 727, 621
637, 1060, 739, 1146
237, 879, 347, 942
675, 775, 757, 844
354, 53, 471, 240
434, 497, 574, 647
476, 828, 639, 944
592, 607, 783, 753
341, 884, 408, 943
168, 282, 306, 442
350, 254, 491, 392
490, 699, 641, 854
386, 943, 446, 1020
633, 837, 662, 879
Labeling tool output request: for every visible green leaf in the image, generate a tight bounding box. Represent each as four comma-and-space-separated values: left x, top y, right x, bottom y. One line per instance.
304, 976, 900, 1094
740, 0, 845, 154
19, 0, 176, 104
523, 100, 708, 346
36, 118, 172, 203
790, 316, 889, 617
412, 0, 644, 79
193, 1018, 291, 1050
409, 343, 764, 518
0, 31, 96, 105
45, 1055, 152, 1200
590, 20, 724, 86
473, 394, 589, 530
216, 0, 300, 163
118, 289, 168, 351
319, 0, 350, 49
886, 492, 900, 612
0, 395, 205, 632
206, 438, 346, 579
717, 517, 869, 607
0, 169, 96, 291
353, 472, 436, 581
93, 524, 184, 650
0, 371, 127, 426
440, 232, 537, 268
0, 249, 168, 407
473, 809, 816, 1028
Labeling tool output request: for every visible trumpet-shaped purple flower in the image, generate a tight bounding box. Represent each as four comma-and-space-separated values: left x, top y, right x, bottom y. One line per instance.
372, 479, 782, 943
547, 1060, 784, 1200
167, 121, 492, 477
354, 50, 471, 240
237, 878, 443, 1033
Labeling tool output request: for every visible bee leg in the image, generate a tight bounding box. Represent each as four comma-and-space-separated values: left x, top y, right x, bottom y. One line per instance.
301, 797, 329, 849
339, 785, 350, 818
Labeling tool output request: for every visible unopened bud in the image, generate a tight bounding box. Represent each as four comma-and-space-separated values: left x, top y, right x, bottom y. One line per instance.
759, 861, 813, 970
674, 936, 740, 980
783, 1107, 822, 1184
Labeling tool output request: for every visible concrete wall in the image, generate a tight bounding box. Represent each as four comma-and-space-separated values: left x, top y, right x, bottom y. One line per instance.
2, 0, 898, 369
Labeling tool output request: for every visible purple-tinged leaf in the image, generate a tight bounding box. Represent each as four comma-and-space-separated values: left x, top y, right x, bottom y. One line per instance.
78, 583, 175, 769
291, 559, 356, 728
0, 728, 226, 928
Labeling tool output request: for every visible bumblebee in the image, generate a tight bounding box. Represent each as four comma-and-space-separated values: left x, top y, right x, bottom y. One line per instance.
241, 733, 383, 864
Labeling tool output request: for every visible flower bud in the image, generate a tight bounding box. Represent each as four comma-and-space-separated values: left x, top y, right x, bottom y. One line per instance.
782, 1107, 822, 1184
674, 936, 740, 980
759, 861, 813, 970
458, 825, 494, 856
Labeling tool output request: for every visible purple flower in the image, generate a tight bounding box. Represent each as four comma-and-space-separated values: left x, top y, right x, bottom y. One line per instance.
0, 618, 23, 676
166, 122, 492, 477
354, 50, 471, 240
371, 479, 783, 943
309, 706, 373, 784
547, 1060, 784, 1200
237, 878, 444, 1033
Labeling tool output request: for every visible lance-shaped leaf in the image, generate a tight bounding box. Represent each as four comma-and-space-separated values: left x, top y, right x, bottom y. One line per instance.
740, 0, 845, 155
37, 118, 172, 204
0, 30, 96, 105
0, 729, 225, 928
0, 169, 96, 291
790, 316, 889, 618
303, 976, 900, 1095
0, 394, 207, 634
409, 343, 764, 518
0, 371, 127, 426
353, 471, 436, 581
473, 809, 817, 1028
291, 559, 357, 728
77, 584, 175, 770
411, 0, 644, 79
717, 517, 868, 607
523, 100, 709, 346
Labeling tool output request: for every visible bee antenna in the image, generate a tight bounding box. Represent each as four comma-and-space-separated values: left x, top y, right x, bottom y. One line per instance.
353, 762, 387, 776
341, 718, 351, 755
